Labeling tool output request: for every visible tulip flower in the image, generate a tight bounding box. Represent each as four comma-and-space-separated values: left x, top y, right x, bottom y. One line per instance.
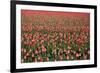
41, 45, 46, 53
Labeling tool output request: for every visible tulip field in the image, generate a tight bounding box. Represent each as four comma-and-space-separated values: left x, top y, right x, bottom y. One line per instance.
21, 10, 90, 63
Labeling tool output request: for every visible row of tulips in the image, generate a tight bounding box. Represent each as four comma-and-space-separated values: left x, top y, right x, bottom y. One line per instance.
22, 24, 89, 33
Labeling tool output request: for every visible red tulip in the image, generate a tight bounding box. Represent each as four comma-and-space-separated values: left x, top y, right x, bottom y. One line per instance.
76, 53, 79, 57
66, 55, 69, 60
24, 56, 27, 60
32, 38, 35, 42
46, 57, 49, 61
23, 49, 26, 53
41, 45, 46, 53
38, 56, 43, 62
26, 53, 29, 57
34, 49, 38, 54
83, 54, 87, 59
40, 58, 43, 62
64, 48, 67, 53
34, 58, 37, 62
67, 50, 70, 54
32, 53, 34, 57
